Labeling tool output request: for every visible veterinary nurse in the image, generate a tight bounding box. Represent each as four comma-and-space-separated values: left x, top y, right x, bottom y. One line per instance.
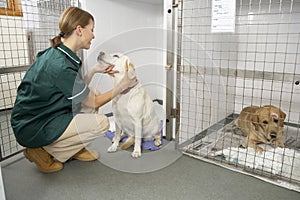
10, 7, 137, 173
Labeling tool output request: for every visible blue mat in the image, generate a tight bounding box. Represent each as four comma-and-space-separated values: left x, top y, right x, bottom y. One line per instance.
104, 130, 163, 151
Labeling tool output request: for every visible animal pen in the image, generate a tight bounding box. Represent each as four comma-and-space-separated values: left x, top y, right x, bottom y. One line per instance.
176, 0, 300, 191
0, 0, 299, 193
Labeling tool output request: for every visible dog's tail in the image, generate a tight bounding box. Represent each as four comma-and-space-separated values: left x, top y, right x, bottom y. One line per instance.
121, 136, 135, 150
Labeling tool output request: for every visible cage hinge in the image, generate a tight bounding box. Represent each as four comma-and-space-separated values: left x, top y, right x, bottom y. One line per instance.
165, 64, 172, 70
170, 108, 180, 118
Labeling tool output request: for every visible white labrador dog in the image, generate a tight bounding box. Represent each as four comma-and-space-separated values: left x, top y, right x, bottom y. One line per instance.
97, 52, 162, 158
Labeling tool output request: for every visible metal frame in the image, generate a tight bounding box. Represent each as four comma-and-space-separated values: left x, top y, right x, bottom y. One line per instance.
165, 0, 181, 142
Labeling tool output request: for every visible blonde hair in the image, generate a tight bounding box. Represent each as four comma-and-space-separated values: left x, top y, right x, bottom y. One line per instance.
50, 7, 94, 48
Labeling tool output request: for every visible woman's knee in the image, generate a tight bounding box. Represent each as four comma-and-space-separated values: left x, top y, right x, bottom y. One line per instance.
96, 114, 109, 132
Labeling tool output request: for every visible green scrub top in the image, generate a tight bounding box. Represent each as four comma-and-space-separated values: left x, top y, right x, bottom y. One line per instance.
10, 44, 90, 148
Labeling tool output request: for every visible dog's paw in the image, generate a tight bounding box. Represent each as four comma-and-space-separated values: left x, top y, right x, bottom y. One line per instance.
112, 136, 119, 143
255, 146, 264, 154
107, 144, 118, 152
131, 150, 141, 158
276, 142, 285, 148
154, 139, 162, 147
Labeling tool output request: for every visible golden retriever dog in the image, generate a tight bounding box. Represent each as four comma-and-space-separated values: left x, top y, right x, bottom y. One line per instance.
236, 105, 286, 153
97, 52, 162, 158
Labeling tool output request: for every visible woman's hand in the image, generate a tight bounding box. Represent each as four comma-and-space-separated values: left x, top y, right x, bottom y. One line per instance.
119, 74, 138, 91
92, 63, 119, 77
117, 65, 139, 91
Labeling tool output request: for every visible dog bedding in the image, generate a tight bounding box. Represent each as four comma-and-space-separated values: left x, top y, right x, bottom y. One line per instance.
184, 120, 300, 190
214, 146, 300, 181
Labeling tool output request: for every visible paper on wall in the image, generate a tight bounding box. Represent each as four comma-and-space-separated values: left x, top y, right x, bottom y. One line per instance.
211, 0, 236, 33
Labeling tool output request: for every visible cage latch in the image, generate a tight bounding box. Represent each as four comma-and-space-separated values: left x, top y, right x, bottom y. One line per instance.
172, 0, 179, 7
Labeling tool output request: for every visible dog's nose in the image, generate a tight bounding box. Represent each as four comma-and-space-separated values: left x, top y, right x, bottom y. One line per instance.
270, 132, 277, 138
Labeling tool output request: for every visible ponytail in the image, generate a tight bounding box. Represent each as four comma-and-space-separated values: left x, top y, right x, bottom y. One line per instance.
50, 34, 63, 48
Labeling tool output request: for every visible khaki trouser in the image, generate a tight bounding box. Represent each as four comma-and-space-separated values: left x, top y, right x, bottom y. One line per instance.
43, 112, 109, 162
44, 88, 109, 163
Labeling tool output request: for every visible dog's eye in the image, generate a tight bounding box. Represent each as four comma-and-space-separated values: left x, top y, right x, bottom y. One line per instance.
274, 119, 278, 123
263, 120, 268, 125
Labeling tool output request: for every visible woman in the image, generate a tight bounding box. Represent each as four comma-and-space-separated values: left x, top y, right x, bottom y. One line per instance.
10, 7, 137, 173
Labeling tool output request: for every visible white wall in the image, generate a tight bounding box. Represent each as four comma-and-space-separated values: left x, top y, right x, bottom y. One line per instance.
84, 0, 166, 114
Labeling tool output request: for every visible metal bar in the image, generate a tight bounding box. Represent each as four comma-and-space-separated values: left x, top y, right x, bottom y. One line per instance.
165, 0, 180, 141
0, 66, 29, 74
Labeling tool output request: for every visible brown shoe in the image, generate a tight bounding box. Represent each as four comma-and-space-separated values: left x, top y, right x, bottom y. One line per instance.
73, 148, 99, 161
23, 148, 63, 173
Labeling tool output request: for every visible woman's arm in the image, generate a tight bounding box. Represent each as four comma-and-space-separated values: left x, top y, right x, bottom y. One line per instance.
81, 85, 122, 109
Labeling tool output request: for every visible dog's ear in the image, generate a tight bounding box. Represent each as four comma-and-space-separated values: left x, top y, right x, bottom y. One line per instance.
279, 109, 286, 127
279, 109, 286, 120
125, 58, 134, 70
251, 112, 260, 131
129, 62, 134, 69
125, 59, 129, 72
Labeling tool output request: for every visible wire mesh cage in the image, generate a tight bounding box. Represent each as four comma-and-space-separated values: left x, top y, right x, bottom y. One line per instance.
177, 0, 300, 191
0, 0, 80, 160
